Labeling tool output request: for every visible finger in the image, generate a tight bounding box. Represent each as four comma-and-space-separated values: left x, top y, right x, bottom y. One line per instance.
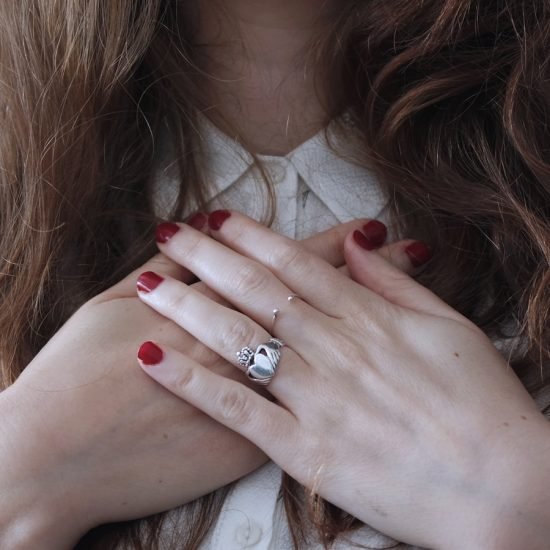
185, 212, 209, 233
97, 214, 209, 300
95, 252, 194, 302
204, 211, 377, 317
299, 219, 387, 267
154, 221, 330, 331
344, 231, 470, 325
192, 240, 417, 293
194, 231, 410, 305
334, 240, 420, 278
375, 239, 428, 275
137, 340, 299, 462
136, 271, 315, 400
191, 280, 229, 305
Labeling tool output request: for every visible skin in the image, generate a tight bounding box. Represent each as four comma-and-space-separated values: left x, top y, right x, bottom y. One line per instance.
195, 0, 340, 155
0, 5, 369, 545
4, 2, 545, 548
137, 212, 550, 550
0, 220, 420, 549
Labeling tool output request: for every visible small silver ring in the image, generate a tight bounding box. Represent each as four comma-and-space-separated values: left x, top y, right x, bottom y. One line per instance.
271, 309, 280, 331
270, 295, 299, 331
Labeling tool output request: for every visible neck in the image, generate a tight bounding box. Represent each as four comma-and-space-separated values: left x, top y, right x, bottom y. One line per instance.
195, 0, 340, 155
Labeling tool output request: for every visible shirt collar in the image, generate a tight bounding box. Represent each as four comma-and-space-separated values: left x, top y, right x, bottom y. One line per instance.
153, 114, 387, 227
198, 115, 388, 224
197, 115, 254, 200
286, 124, 388, 223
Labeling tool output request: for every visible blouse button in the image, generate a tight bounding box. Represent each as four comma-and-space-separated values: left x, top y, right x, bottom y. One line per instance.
234, 519, 263, 547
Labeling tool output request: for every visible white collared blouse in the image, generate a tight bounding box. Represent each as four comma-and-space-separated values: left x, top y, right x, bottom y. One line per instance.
153, 116, 390, 241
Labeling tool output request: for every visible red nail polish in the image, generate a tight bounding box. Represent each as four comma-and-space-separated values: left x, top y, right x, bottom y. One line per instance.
156, 222, 180, 243
405, 241, 433, 267
362, 220, 387, 249
208, 210, 231, 231
186, 212, 207, 230
138, 341, 164, 366
353, 230, 376, 251
137, 271, 164, 293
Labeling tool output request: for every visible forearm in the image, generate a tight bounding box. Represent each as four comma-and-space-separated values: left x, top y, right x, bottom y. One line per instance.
453, 418, 550, 550
0, 388, 87, 550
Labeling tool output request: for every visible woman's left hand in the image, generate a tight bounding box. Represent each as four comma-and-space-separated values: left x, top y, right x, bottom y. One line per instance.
135, 211, 550, 550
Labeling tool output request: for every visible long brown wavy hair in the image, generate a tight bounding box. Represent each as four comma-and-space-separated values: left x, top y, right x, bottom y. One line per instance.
1, 0, 548, 548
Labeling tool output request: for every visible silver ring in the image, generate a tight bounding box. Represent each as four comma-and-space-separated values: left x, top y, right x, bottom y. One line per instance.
236, 338, 285, 386
271, 295, 299, 331
236, 346, 255, 372
271, 309, 280, 331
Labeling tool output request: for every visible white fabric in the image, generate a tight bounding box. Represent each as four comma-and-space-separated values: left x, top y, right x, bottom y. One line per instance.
152, 117, 391, 239
151, 118, 433, 550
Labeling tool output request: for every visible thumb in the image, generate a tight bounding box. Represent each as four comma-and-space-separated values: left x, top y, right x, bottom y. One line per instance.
300, 218, 383, 267
344, 230, 467, 325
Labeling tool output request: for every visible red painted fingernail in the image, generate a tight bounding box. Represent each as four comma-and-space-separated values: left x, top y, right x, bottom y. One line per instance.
208, 210, 231, 231
405, 241, 433, 267
361, 220, 387, 249
137, 271, 164, 293
156, 222, 180, 243
138, 341, 164, 366
186, 212, 207, 230
353, 230, 374, 250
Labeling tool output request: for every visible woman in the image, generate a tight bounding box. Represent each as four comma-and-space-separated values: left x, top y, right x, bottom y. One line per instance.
0, 1, 548, 549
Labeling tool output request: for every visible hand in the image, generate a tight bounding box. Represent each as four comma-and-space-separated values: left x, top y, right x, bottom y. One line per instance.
1, 252, 260, 549
135, 211, 550, 550
0, 216, 419, 549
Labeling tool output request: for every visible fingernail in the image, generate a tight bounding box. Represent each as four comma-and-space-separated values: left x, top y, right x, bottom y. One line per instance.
208, 210, 231, 231
186, 212, 207, 230
138, 341, 164, 366
353, 230, 374, 250
156, 222, 180, 243
361, 220, 387, 249
405, 241, 433, 267
137, 271, 164, 293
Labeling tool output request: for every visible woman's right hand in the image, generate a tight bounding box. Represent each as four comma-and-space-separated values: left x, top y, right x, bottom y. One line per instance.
0, 218, 426, 549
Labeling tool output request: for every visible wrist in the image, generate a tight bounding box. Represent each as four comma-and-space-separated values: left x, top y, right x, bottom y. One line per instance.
482, 419, 550, 550
0, 387, 92, 549
442, 416, 550, 550
0, 504, 80, 550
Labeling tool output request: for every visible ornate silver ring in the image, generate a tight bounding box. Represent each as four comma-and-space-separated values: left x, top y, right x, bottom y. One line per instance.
236, 338, 285, 386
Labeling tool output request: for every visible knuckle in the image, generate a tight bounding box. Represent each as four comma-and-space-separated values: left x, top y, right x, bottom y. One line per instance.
194, 281, 226, 304
229, 221, 248, 245
173, 231, 202, 262
174, 366, 196, 394
219, 388, 252, 425
378, 274, 412, 301
348, 301, 399, 343
191, 344, 220, 368
167, 288, 194, 316
378, 243, 414, 274
217, 318, 256, 352
232, 262, 269, 296
332, 224, 352, 246
267, 243, 304, 273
